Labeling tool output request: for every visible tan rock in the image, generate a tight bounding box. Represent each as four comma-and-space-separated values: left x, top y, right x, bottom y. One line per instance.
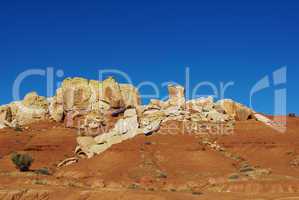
57, 157, 79, 168
77, 136, 97, 149
167, 84, 185, 108
120, 84, 141, 108
9, 102, 48, 126
47, 88, 65, 122
217, 99, 254, 121
149, 99, 163, 107
87, 109, 140, 155
22, 92, 49, 110
84, 111, 105, 129
89, 80, 105, 111
140, 109, 165, 135
101, 77, 123, 108
61, 77, 92, 111
3, 92, 50, 126
49, 96, 64, 122
187, 96, 214, 112
0, 105, 12, 122
0, 105, 12, 128
206, 110, 230, 123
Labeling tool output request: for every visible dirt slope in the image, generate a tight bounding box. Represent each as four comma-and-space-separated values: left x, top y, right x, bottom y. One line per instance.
1, 118, 299, 199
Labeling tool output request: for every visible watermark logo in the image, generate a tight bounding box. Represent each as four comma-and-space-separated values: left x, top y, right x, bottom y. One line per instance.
250, 66, 287, 132
10, 66, 288, 134
12, 67, 64, 101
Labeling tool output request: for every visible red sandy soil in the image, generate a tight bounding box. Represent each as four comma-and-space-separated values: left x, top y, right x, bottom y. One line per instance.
0, 117, 299, 199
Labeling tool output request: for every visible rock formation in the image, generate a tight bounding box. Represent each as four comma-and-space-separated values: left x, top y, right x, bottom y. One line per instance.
0, 76, 277, 165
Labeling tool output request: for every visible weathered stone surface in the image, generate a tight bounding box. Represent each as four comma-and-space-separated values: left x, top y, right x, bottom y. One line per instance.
61, 78, 92, 111
75, 136, 97, 158
217, 99, 254, 121
164, 106, 183, 117
140, 108, 165, 135
9, 102, 48, 126
120, 84, 141, 108
57, 157, 79, 168
0, 105, 12, 123
149, 99, 166, 108
77, 136, 97, 149
101, 77, 124, 108
3, 92, 50, 126
84, 111, 105, 129
23, 92, 49, 109
187, 97, 214, 112
124, 108, 138, 118
89, 80, 105, 112
235, 107, 252, 121
76, 108, 140, 158
94, 109, 139, 144
206, 110, 230, 123
49, 95, 64, 122
142, 118, 162, 135
47, 77, 141, 127
167, 84, 185, 108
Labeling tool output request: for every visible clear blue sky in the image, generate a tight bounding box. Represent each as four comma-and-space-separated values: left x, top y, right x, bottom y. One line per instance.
0, 0, 298, 114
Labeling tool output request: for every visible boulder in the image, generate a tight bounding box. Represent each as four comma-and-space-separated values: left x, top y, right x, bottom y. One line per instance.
61, 78, 92, 111
0, 105, 12, 123
0, 105, 12, 128
217, 99, 254, 121
149, 99, 167, 109
23, 92, 49, 109
94, 109, 139, 144
48, 88, 65, 122
187, 97, 214, 112
5, 92, 50, 126
57, 157, 79, 168
77, 108, 139, 155
77, 136, 97, 149
124, 108, 138, 118
9, 102, 48, 126
101, 77, 124, 108
164, 106, 183, 117
206, 110, 230, 123
142, 118, 162, 135
84, 111, 105, 129
142, 109, 164, 117
140, 110, 165, 135
167, 85, 185, 108
120, 84, 141, 108
75, 136, 97, 158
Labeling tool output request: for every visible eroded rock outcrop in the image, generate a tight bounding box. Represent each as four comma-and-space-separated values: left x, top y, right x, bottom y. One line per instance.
216, 99, 255, 121
1, 92, 50, 127
0, 77, 141, 130
75, 108, 140, 158
0, 105, 12, 128
0, 76, 269, 166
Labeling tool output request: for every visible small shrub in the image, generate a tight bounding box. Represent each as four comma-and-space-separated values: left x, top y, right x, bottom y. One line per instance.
11, 152, 34, 172
35, 167, 51, 175
289, 113, 296, 118
228, 173, 240, 180
13, 124, 23, 132
192, 191, 202, 196
156, 171, 168, 179
128, 183, 140, 189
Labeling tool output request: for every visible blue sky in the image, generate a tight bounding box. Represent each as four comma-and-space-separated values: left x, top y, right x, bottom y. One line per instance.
0, 0, 298, 114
